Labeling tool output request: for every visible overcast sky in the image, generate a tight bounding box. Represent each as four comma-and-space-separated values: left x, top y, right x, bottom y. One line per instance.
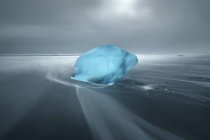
0, 0, 210, 54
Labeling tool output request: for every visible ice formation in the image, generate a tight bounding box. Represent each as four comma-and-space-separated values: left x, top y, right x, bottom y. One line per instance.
71, 45, 138, 85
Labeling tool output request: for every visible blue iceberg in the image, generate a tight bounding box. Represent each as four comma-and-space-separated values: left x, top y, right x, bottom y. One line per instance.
71, 45, 138, 85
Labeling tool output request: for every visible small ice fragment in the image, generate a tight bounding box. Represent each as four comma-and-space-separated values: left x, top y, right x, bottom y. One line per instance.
71, 45, 138, 85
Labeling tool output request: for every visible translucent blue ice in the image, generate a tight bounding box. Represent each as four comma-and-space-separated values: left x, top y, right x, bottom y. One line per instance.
71, 45, 138, 85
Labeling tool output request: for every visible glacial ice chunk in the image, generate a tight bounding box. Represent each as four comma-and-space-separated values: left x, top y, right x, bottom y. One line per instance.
71, 45, 138, 85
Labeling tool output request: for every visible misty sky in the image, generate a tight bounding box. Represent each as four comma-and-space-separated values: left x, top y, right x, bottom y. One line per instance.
0, 0, 210, 54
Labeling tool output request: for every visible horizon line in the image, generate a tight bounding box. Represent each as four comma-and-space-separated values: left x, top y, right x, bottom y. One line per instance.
0, 53, 209, 57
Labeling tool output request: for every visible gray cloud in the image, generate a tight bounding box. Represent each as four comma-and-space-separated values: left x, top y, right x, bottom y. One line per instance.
0, 0, 210, 54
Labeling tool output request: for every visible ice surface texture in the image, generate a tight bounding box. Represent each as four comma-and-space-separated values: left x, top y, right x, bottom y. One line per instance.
71, 45, 138, 85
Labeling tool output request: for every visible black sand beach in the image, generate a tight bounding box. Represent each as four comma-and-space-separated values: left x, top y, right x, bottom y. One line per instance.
0, 55, 210, 140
